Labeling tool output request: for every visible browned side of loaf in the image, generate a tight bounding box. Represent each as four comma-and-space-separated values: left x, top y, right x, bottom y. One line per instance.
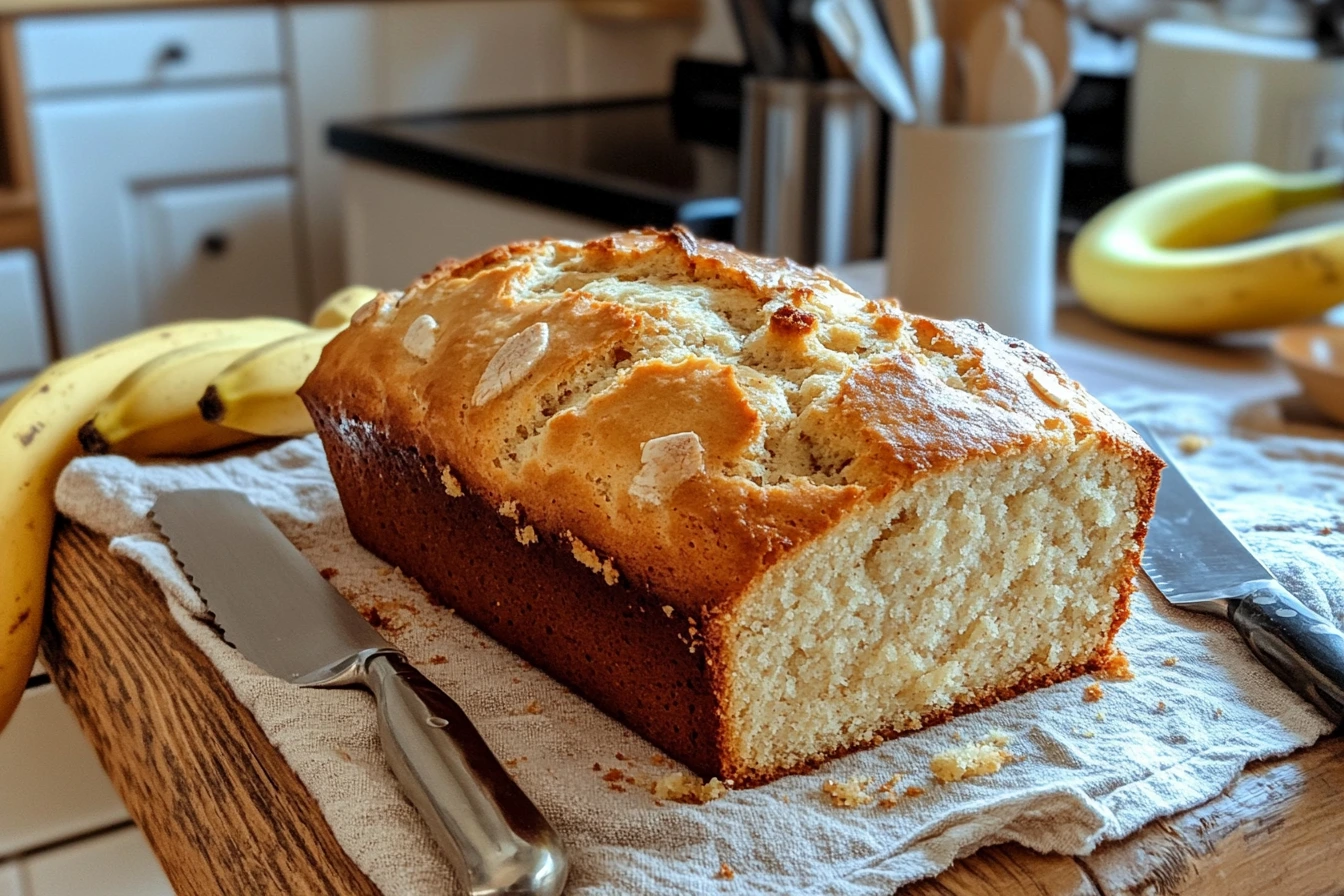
309, 407, 728, 778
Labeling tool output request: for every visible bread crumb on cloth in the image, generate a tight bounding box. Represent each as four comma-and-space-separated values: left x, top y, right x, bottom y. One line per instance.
1093, 650, 1135, 681
651, 772, 728, 804
930, 732, 1016, 783
1178, 434, 1210, 454
821, 776, 873, 808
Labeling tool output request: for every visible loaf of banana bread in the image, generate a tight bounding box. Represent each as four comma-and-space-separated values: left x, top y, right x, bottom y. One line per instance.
300, 228, 1161, 786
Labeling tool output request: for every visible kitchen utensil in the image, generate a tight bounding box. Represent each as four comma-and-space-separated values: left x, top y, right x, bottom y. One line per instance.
729, 0, 791, 75
885, 113, 1062, 346
1021, 0, 1074, 107
736, 75, 882, 264
1272, 324, 1344, 426
1134, 423, 1344, 725
811, 0, 918, 121
933, 0, 999, 121
150, 489, 569, 896
787, 0, 832, 76
900, 0, 946, 123
964, 3, 1053, 123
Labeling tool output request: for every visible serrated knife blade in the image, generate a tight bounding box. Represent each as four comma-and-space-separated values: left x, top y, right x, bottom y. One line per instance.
1132, 423, 1344, 725
151, 489, 568, 896
151, 488, 391, 685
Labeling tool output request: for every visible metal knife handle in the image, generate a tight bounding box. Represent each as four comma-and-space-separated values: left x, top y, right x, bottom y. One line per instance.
1229, 582, 1344, 726
363, 654, 569, 895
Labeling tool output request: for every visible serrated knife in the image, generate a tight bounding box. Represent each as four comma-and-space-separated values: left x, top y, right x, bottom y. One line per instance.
150, 489, 569, 896
1134, 423, 1344, 725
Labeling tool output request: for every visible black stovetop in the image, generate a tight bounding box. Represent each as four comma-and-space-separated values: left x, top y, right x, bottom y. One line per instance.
328, 97, 741, 238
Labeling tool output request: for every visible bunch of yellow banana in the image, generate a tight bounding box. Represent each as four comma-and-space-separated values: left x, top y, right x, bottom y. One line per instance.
0, 285, 379, 732
1069, 163, 1344, 335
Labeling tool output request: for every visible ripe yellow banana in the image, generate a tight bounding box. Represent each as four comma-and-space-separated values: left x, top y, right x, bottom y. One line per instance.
79, 320, 308, 457
309, 285, 380, 330
0, 318, 279, 732
1069, 164, 1344, 334
200, 328, 340, 437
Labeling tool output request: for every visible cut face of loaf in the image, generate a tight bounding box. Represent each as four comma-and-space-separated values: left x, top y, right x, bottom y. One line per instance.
727, 440, 1139, 773
301, 228, 1161, 785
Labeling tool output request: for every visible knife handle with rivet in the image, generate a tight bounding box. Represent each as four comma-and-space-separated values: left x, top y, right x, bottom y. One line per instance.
1228, 581, 1344, 726
363, 653, 569, 895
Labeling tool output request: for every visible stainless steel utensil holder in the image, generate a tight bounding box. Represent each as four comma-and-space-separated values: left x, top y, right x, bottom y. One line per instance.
735, 76, 882, 266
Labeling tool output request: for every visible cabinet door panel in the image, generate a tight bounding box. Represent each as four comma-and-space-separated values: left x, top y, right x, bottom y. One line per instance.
25, 826, 172, 896
19, 8, 283, 95
29, 85, 292, 353
0, 684, 130, 857
0, 248, 50, 378
137, 176, 302, 324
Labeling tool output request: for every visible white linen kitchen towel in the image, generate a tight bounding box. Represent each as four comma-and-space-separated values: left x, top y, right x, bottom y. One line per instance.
55, 390, 1342, 896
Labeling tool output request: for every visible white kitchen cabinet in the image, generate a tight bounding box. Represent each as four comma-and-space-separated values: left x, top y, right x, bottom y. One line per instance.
0, 249, 49, 379
137, 176, 302, 325
0, 863, 21, 896
24, 826, 172, 896
287, 0, 718, 299
17, 8, 282, 96
27, 83, 292, 353
0, 684, 129, 858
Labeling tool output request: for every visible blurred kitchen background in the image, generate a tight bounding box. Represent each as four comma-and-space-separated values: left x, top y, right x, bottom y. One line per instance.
3, 0, 1343, 892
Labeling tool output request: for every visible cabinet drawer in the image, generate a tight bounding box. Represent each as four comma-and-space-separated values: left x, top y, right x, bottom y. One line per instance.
25, 826, 173, 896
19, 8, 282, 95
0, 684, 129, 857
137, 175, 303, 325
0, 249, 50, 379
31, 84, 292, 352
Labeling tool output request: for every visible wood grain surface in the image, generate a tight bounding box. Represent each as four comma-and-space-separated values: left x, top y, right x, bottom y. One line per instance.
42, 520, 380, 896
40, 519, 1344, 896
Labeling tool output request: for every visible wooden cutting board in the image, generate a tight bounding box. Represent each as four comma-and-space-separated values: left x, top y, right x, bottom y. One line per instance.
39, 515, 1344, 896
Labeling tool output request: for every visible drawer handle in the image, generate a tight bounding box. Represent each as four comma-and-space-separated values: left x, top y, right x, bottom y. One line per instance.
200, 232, 229, 257
156, 42, 189, 67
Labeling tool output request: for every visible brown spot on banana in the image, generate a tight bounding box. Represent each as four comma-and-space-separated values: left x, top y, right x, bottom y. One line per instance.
16, 423, 43, 446
8, 609, 30, 635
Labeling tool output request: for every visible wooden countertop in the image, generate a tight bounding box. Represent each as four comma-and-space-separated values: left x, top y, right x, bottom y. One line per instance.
38, 306, 1343, 895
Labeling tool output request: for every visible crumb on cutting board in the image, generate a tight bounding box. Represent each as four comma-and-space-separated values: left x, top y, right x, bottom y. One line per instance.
1162, 656, 1178, 666
1083, 683, 1105, 702
715, 862, 735, 880
821, 776, 873, 808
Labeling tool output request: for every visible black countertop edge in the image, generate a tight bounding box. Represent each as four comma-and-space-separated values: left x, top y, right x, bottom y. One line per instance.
328, 98, 742, 230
